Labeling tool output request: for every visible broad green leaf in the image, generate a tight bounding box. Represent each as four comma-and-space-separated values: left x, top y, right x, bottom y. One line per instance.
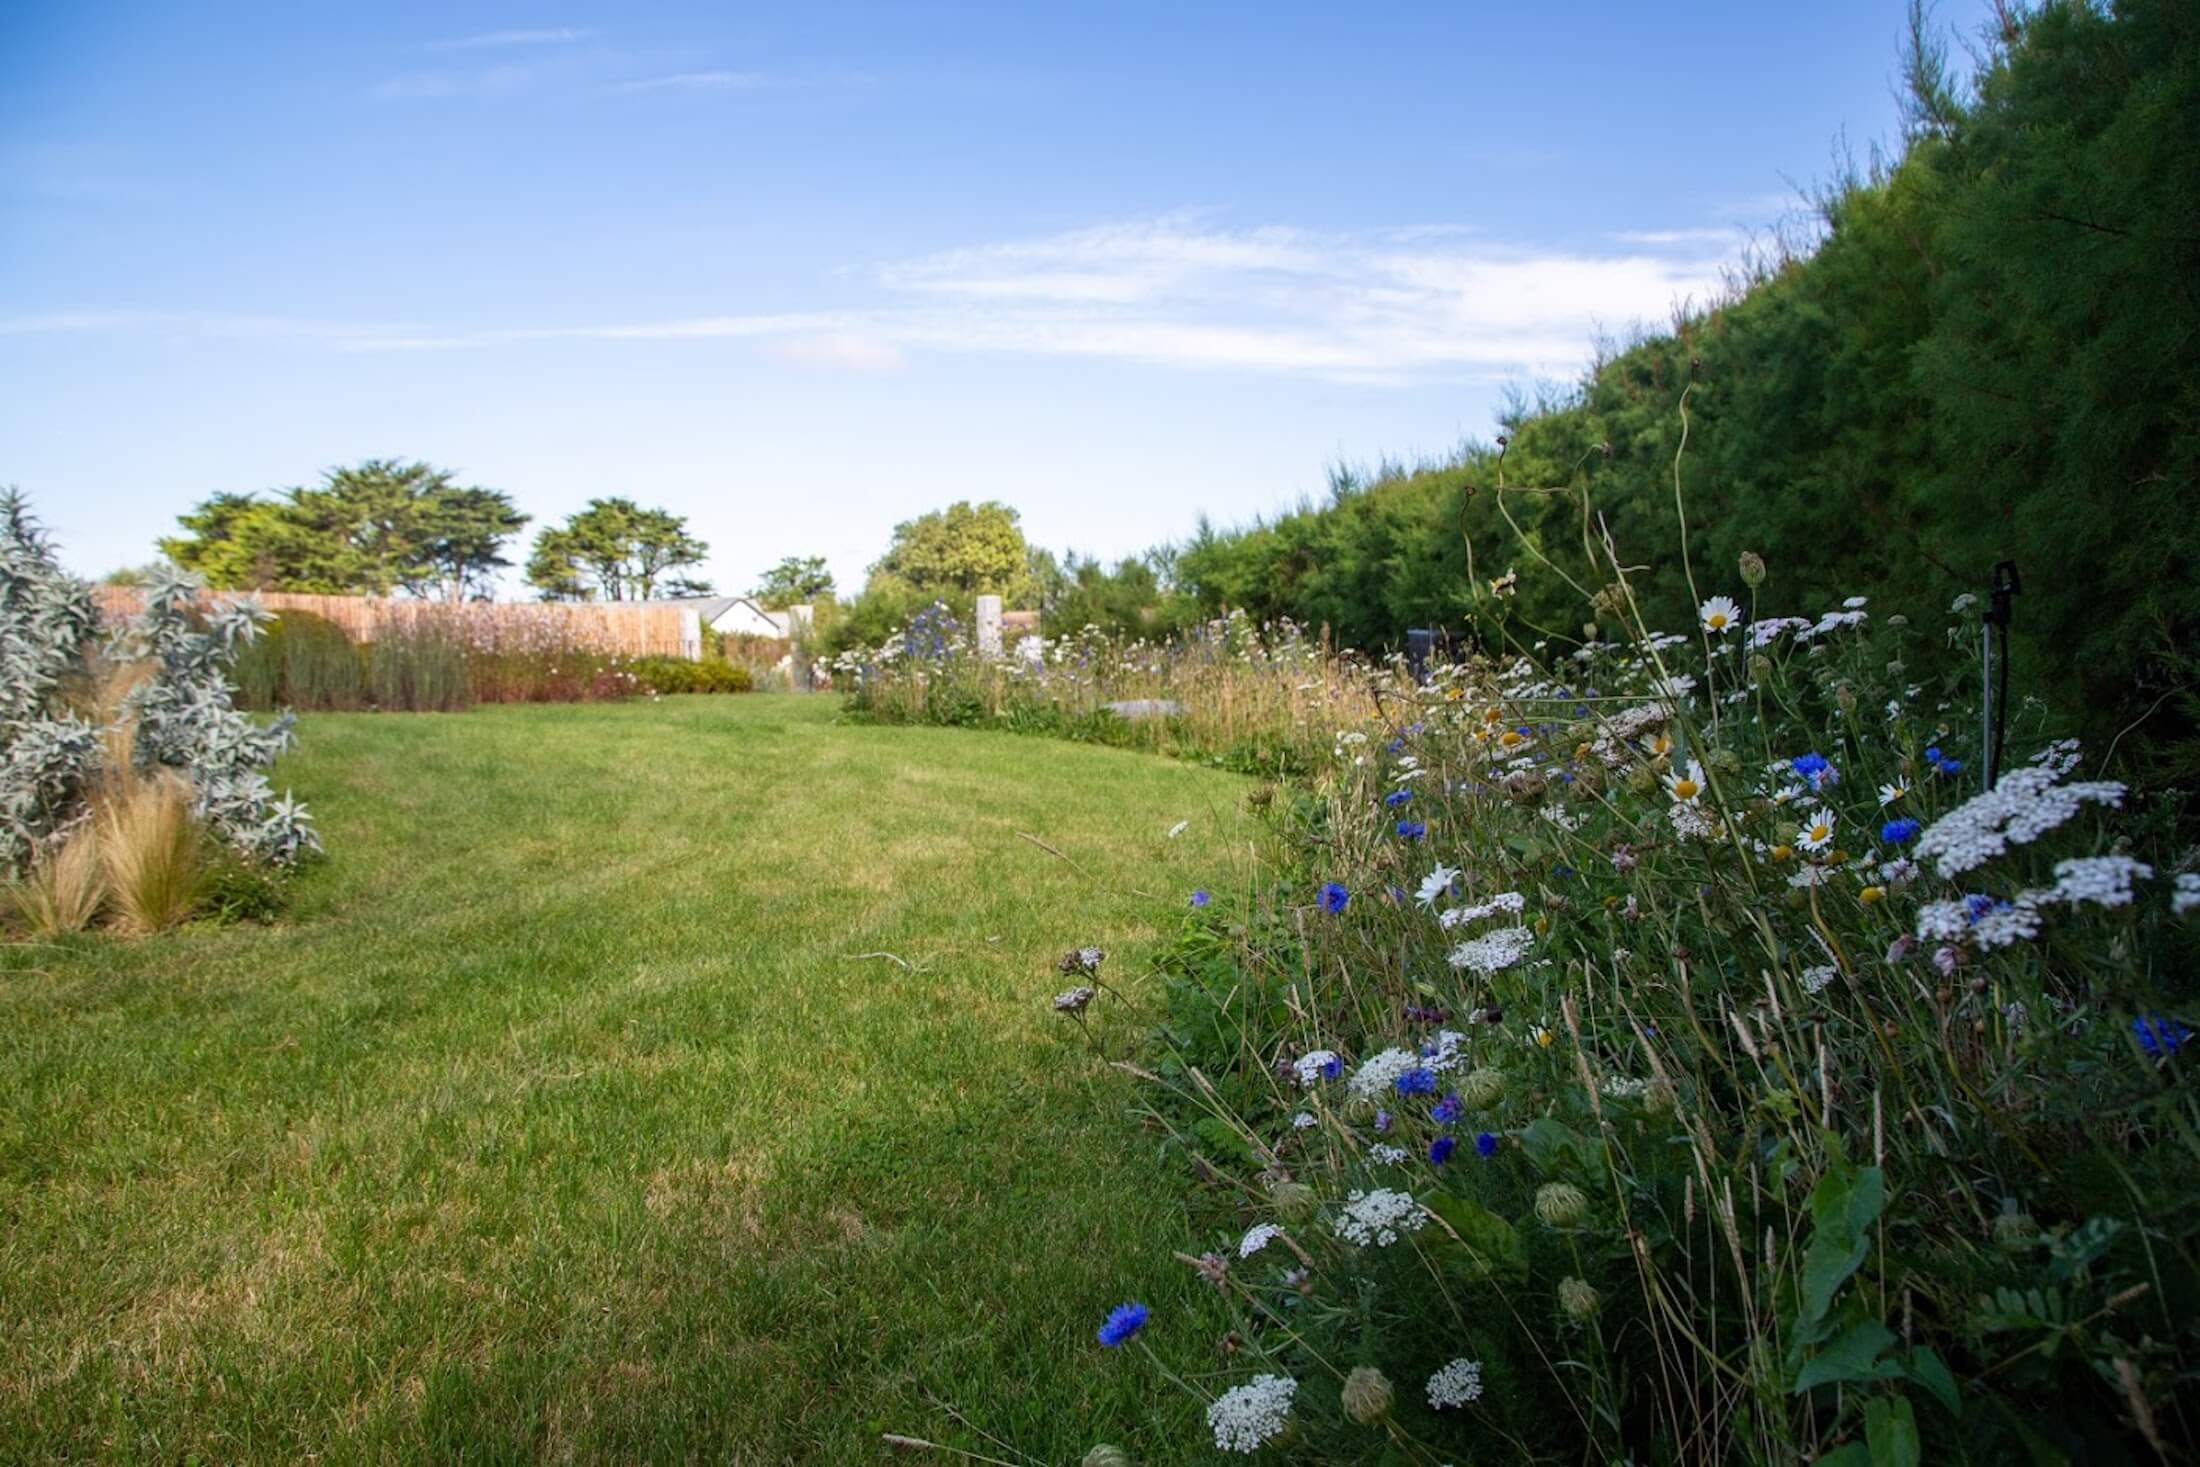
1899, 1347, 1960, 1416
1426, 1192, 1527, 1280
1865, 1395, 1920, 1467
1793, 1319, 1897, 1394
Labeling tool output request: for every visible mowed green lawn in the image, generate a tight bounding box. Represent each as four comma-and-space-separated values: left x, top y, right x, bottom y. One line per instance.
0, 696, 1258, 1462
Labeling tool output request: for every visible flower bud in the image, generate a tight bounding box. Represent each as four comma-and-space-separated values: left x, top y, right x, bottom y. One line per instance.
1739, 551, 1766, 587
1268, 1180, 1316, 1220
1747, 654, 1772, 683
1457, 1067, 1506, 1108
1835, 684, 1858, 715
1341, 1365, 1395, 1424
1992, 1209, 2039, 1251
1535, 1182, 1589, 1228
1559, 1276, 1602, 1320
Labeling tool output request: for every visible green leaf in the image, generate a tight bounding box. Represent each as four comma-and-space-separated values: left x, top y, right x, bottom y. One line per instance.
1793, 1319, 1897, 1395
1518, 1118, 1591, 1176
1815, 1446, 1871, 1467
1898, 1347, 1960, 1416
1426, 1193, 1527, 1280
1801, 1228, 1872, 1325
1865, 1395, 1920, 1467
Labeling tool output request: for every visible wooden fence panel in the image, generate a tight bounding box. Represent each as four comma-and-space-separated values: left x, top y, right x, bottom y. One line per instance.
91, 588, 698, 658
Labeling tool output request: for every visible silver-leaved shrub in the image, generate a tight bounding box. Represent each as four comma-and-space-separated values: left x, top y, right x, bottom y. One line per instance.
0, 488, 318, 877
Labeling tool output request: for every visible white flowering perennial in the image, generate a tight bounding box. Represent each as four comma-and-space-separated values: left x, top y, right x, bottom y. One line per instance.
1292, 1049, 1341, 1087
1415, 864, 1460, 907
1333, 1188, 1427, 1247
1426, 1357, 1485, 1409
1369, 1144, 1409, 1165
1440, 891, 1524, 928
2044, 855, 2153, 908
1237, 1223, 1282, 1259
1348, 1048, 1423, 1101
1800, 964, 1838, 995
1912, 765, 2127, 878
1449, 925, 1535, 975
1207, 1374, 1297, 1454
1916, 894, 2045, 951
2177, 873, 2200, 916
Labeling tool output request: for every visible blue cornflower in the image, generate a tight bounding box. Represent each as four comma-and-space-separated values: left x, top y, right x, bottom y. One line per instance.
1394, 1067, 1438, 1097
1880, 817, 1922, 845
1925, 745, 1964, 776
1474, 1131, 1499, 1158
1319, 882, 1350, 914
1384, 790, 1412, 808
1190, 889, 1211, 907
1097, 1302, 1148, 1347
1791, 751, 1838, 792
1319, 1054, 1343, 1081
1431, 1091, 1464, 1124
1396, 819, 1427, 841
1428, 1135, 1457, 1165
1964, 893, 1998, 923
1374, 1109, 1393, 1134
2133, 1014, 2192, 1059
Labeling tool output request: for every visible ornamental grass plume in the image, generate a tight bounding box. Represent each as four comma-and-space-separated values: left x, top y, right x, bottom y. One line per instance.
12, 829, 105, 936
98, 772, 203, 936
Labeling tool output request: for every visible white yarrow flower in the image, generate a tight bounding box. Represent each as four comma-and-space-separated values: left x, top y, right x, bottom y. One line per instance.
2043, 855, 2152, 908
1912, 766, 2126, 878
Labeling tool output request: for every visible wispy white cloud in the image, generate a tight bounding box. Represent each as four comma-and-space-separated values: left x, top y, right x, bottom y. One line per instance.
7, 215, 1742, 383
427, 27, 590, 51
612, 70, 770, 94
373, 62, 552, 101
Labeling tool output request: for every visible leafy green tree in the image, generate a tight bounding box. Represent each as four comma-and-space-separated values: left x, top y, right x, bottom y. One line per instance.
870, 501, 1033, 604
160, 461, 527, 598
751, 555, 835, 607
526, 498, 712, 601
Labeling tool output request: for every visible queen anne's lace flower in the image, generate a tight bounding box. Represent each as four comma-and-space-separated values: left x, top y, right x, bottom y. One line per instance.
1800, 965, 1838, 994
1369, 1144, 1408, 1165
1912, 766, 2127, 878
1333, 1188, 1427, 1247
1439, 892, 1524, 928
1292, 1049, 1342, 1087
1237, 1223, 1282, 1258
1426, 1357, 1485, 1409
1207, 1374, 1297, 1454
1348, 1048, 1423, 1100
1449, 926, 1534, 974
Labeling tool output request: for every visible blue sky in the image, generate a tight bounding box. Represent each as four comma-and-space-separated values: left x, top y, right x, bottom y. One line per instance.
1, 1, 1992, 595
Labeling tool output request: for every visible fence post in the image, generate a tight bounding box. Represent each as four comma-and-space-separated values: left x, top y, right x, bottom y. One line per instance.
976, 595, 1002, 657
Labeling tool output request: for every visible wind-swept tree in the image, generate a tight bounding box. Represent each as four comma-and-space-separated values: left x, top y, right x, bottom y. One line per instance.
160, 460, 526, 599
751, 555, 835, 608
525, 498, 712, 601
